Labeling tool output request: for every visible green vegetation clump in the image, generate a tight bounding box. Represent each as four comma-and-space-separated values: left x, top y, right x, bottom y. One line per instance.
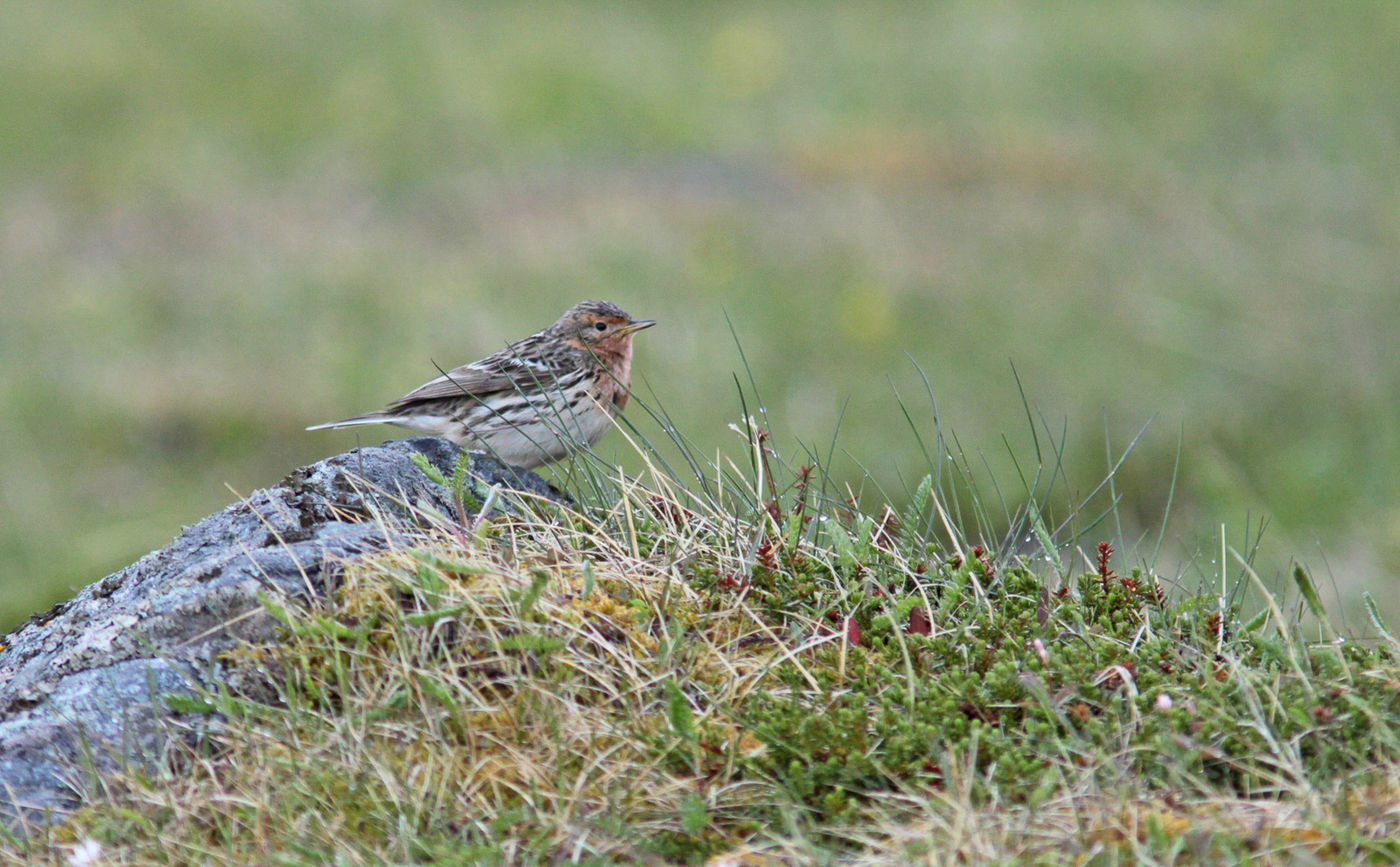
740, 549, 1400, 813
9, 433, 1400, 865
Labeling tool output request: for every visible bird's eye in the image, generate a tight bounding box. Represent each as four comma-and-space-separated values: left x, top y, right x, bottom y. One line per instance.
594, 321, 608, 331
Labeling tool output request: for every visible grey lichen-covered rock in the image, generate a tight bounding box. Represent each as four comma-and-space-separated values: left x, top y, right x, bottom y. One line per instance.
0, 438, 562, 832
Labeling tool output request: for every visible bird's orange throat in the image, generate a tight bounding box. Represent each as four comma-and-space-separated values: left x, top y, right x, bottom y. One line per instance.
599, 348, 634, 410
569, 336, 635, 410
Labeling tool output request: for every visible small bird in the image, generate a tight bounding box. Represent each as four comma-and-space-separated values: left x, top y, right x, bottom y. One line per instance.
308, 300, 655, 469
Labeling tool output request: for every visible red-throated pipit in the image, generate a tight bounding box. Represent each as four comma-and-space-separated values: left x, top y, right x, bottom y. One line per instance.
308, 300, 655, 469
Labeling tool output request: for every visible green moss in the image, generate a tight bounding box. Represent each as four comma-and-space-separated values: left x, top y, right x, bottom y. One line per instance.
725, 555, 1400, 814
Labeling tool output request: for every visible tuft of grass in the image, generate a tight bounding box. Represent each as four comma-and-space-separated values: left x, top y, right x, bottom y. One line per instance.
6, 389, 1400, 864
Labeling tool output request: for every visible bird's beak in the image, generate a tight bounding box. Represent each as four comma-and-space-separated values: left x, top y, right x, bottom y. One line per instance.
618, 319, 657, 336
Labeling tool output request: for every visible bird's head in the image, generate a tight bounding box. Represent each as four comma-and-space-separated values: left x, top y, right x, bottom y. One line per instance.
553, 300, 656, 352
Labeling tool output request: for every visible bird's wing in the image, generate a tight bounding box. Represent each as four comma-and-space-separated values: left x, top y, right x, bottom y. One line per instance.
387, 359, 561, 409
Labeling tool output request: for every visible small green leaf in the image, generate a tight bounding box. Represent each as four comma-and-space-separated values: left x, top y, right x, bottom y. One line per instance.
665, 679, 694, 742
901, 474, 933, 544
164, 693, 217, 714
1293, 563, 1337, 640
258, 591, 294, 626
679, 792, 709, 835
415, 672, 460, 717
497, 635, 564, 654
581, 560, 596, 600
518, 569, 550, 617
1293, 563, 1325, 619
410, 550, 490, 578
410, 452, 447, 487
1363, 592, 1399, 649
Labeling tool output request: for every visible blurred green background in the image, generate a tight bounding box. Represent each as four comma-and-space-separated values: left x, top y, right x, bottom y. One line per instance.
3, 1, 1398, 631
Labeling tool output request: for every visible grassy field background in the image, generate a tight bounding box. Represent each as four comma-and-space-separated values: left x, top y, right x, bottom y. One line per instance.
2, 1, 1397, 631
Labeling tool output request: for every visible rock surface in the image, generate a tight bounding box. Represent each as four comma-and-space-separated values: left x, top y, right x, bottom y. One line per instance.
0, 438, 560, 832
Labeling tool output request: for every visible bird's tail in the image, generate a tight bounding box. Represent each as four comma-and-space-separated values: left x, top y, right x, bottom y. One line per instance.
305, 412, 394, 432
